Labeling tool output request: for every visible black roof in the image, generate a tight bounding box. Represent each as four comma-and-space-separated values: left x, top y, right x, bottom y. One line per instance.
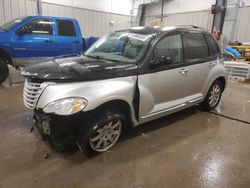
117, 27, 161, 35
117, 26, 208, 36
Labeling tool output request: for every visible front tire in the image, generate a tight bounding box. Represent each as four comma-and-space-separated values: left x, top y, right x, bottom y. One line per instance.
77, 110, 126, 156
0, 59, 9, 84
200, 80, 223, 110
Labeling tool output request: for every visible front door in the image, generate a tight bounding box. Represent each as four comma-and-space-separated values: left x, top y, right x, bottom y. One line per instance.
12, 18, 56, 66
138, 34, 188, 123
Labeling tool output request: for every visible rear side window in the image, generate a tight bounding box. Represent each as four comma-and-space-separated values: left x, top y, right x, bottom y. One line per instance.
154, 34, 183, 63
22, 18, 53, 35
56, 19, 76, 36
205, 34, 220, 56
182, 33, 209, 60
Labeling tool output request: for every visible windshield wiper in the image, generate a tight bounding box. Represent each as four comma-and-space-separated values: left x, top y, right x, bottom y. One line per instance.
85, 54, 130, 63
0, 28, 7, 31
85, 54, 105, 60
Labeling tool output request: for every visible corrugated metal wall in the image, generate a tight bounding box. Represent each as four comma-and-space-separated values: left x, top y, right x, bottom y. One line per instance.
0, 1, 249, 41
144, 6, 250, 42
144, 10, 213, 32
0, 1, 131, 37
0, 0, 37, 25
236, 6, 250, 42
42, 2, 132, 37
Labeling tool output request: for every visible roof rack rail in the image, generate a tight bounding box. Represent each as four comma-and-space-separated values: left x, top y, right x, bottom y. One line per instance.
175, 24, 202, 29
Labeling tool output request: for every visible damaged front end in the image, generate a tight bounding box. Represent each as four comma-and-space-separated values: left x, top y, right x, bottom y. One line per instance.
22, 77, 90, 152
33, 109, 88, 152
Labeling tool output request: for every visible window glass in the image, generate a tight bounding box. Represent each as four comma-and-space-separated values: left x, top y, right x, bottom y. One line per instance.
22, 18, 53, 35
154, 34, 183, 63
205, 34, 220, 56
85, 32, 152, 63
0, 16, 30, 31
182, 33, 209, 60
56, 19, 76, 36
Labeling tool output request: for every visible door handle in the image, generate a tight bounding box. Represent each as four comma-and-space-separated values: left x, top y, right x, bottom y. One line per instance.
73, 40, 80, 44
209, 62, 216, 68
44, 40, 53, 44
179, 68, 189, 74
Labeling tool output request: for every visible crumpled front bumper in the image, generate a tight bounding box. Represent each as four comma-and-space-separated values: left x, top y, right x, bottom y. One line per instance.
32, 110, 85, 152
33, 112, 51, 139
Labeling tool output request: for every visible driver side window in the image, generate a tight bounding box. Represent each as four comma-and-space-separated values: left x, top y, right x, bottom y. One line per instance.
19, 18, 53, 35
154, 34, 183, 63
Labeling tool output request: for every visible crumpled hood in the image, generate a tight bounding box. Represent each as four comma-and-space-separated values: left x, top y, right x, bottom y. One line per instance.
21, 55, 138, 82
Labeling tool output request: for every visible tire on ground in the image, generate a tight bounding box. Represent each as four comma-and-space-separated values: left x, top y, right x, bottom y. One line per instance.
0, 59, 9, 84
77, 109, 126, 156
200, 80, 223, 111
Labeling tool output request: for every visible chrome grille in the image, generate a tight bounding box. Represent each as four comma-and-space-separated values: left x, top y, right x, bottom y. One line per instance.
23, 79, 43, 109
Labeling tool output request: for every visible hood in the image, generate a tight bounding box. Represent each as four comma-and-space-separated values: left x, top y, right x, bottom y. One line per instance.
21, 56, 138, 82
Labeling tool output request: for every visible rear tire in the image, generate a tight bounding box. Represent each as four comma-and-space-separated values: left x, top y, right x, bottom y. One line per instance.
77, 109, 126, 156
200, 80, 223, 110
0, 59, 9, 84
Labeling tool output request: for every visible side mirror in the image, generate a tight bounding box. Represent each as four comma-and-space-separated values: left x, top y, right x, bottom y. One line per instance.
16, 26, 32, 35
150, 56, 173, 69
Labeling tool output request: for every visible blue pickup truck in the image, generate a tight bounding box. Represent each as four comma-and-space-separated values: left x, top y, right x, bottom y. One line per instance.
0, 16, 97, 83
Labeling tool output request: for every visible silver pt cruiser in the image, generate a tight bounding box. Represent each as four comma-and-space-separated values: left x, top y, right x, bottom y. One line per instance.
22, 27, 227, 155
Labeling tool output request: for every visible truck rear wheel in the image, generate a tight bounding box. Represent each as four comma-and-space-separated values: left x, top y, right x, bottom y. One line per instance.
0, 59, 9, 84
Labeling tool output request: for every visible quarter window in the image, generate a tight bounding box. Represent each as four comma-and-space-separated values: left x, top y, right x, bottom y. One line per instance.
182, 33, 209, 60
21, 18, 53, 35
205, 34, 220, 56
56, 19, 76, 36
154, 34, 183, 63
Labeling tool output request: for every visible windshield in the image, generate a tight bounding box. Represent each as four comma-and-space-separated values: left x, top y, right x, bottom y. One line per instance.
85, 32, 152, 63
0, 16, 29, 31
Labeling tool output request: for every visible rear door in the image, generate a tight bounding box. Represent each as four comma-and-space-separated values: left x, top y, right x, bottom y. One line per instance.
180, 31, 213, 103
54, 19, 79, 57
138, 33, 187, 123
12, 18, 56, 65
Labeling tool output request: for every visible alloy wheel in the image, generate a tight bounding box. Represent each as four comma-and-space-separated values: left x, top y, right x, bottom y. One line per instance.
89, 119, 122, 152
209, 83, 221, 107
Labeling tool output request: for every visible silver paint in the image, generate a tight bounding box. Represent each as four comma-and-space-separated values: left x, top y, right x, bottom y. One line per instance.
36, 76, 139, 124
138, 58, 227, 124
25, 57, 227, 127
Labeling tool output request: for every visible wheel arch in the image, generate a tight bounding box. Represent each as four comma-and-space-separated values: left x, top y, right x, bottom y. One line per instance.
204, 75, 227, 95
0, 48, 13, 65
215, 76, 226, 91
199, 76, 226, 110
92, 99, 136, 127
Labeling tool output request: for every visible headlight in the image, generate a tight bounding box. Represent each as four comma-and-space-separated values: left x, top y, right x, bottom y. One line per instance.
43, 98, 88, 115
